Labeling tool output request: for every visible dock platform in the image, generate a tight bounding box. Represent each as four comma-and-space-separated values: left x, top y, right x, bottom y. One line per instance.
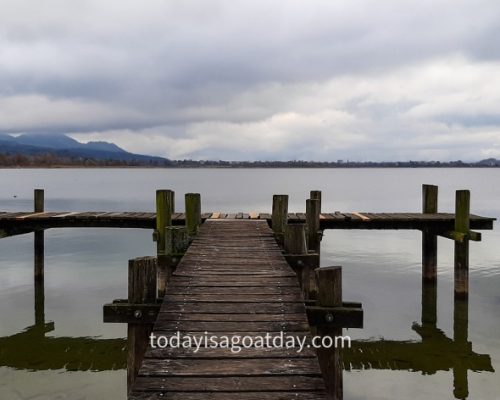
128, 219, 328, 399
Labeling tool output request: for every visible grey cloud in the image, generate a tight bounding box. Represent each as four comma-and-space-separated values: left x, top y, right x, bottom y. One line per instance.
1, 0, 500, 160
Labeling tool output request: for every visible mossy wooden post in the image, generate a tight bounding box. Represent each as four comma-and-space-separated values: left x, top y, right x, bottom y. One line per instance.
284, 223, 309, 297
454, 190, 470, 299
34, 189, 44, 282
284, 223, 307, 255
155, 190, 174, 254
185, 193, 201, 238
422, 184, 438, 282
272, 194, 288, 246
163, 226, 189, 282
127, 257, 157, 392
306, 198, 321, 253
34, 189, 44, 213
155, 190, 173, 297
316, 266, 343, 400
310, 190, 322, 212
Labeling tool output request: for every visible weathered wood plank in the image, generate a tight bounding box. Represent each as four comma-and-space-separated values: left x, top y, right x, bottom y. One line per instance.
145, 345, 317, 359
130, 391, 327, 399
159, 302, 307, 314
138, 358, 322, 376
132, 376, 327, 392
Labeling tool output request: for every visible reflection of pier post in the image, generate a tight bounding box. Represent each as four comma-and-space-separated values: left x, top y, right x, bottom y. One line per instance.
422, 185, 438, 282
34, 273, 45, 328
421, 281, 437, 328
453, 298, 469, 400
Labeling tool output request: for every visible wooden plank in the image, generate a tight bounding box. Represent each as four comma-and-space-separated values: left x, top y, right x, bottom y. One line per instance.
164, 286, 302, 295
163, 294, 303, 302
351, 212, 370, 221
154, 320, 311, 332
138, 358, 322, 376
161, 302, 307, 314
132, 376, 326, 392
130, 393, 327, 400
158, 312, 308, 322
15, 212, 47, 220
145, 345, 316, 359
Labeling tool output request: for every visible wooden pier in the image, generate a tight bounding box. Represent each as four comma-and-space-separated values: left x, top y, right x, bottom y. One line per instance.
0, 185, 496, 398
128, 219, 328, 399
0, 210, 494, 233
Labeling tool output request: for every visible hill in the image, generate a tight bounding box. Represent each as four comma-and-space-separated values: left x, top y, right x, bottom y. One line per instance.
0, 134, 170, 166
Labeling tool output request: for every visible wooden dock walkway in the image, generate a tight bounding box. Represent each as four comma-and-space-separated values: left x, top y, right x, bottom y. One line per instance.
129, 219, 328, 399
0, 210, 494, 233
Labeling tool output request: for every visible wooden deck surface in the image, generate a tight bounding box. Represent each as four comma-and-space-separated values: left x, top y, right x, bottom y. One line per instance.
0, 210, 495, 233
128, 220, 327, 399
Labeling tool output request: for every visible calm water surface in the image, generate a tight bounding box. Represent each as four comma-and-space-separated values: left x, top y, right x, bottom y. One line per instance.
0, 168, 499, 399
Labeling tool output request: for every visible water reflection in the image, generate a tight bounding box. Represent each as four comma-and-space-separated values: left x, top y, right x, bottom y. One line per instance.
0, 271, 126, 371
0, 237, 127, 372
340, 281, 494, 400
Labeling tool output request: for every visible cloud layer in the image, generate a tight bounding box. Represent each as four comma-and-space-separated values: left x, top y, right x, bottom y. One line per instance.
1, 0, 500, 160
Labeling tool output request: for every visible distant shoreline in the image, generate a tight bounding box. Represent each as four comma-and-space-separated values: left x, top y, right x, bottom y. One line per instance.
1, 165, 500, 169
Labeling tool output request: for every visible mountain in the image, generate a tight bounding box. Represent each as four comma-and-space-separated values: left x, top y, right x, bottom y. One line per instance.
14, 133, 84, 150
0, 133, 169, 165
477, 158, 500, 166
85, 141, 125, 153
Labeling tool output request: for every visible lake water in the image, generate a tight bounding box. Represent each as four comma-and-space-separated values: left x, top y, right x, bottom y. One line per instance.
0, 168, 499, 400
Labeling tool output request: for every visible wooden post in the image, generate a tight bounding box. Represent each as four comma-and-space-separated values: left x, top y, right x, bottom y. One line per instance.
284, 223, 311, 299
315, 266, 343, 400
316, 266, 342, 307
310, 190, 322, 212
284, 223, 319, 300
166, 226, 190, 255
155, 190, 173, 298
284, 223, 307, 255
156, 226, 190, 297
34, 189, 45, 281
306, 198, 321, 253
185, 193, 201, 237
272, 194, 288, 244
127, 257, 157, 392
34, 189, 44, 213
155, 190, 174, 255
422, 184, 438, 282
454, 190, 470, 299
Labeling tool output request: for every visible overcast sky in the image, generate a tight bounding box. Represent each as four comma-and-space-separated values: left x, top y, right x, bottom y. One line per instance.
1, 0, 500, 161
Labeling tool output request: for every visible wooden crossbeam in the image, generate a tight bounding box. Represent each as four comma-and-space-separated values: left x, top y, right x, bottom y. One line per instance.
104, 301, 161, 324
439, 230, 482, 242
306, 305, 363, 328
